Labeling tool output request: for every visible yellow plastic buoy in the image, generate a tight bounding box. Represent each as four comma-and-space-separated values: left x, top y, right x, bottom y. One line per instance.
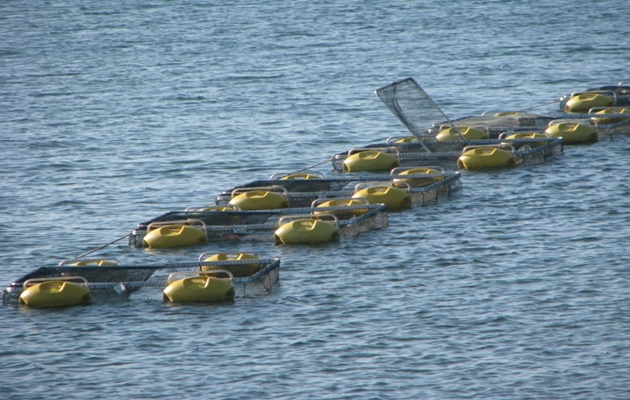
274, 217, 339, 244
591, 107, 630, 125
436, 126, 488, 142
564, 93, 614, 112
501, 132, 550, 148
544, 122, 597, 144
352, 185, 412, 209
314, 198, 371, 217
278, 173, 323, 180
392, 167, 444, 187
200, 253, 261, 278
393, 136, 417, 144
18, 277, 91, 308
493, 111, 521, 116
228, 190, 289, 210
200, 205, 241, 212
143, 224, 207, 249
64, 259, 121, 267
163, 273, 235, 303
184, 205, 242, 214
457, 146, 516, 170
342, 151, 399, 172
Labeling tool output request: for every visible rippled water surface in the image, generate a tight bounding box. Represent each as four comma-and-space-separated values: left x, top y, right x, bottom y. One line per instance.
2, 1, 630, 398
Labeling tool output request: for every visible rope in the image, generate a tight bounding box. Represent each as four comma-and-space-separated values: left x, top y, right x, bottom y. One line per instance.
276, 157, 333, 179
517, 99, 560, 112
70, 233, 131, 261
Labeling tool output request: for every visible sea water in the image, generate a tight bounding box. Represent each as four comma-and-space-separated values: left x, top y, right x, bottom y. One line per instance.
1, 1, 630, 398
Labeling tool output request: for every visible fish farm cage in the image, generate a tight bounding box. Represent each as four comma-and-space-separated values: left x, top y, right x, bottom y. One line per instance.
330, 137, 564, 171
128, 203, 389, 248
376, 78, 630, 141
2, 257, 281, 306
213, 170, 462, 208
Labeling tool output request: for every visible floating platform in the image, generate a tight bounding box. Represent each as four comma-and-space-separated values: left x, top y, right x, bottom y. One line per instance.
214, 169, 462, 208
559, 83, 630, 112
376, 77, 557, 138
376, 77, 630, 143
128, 203, 388, 248
2, 256, 281, 306
330, 138, 563, 171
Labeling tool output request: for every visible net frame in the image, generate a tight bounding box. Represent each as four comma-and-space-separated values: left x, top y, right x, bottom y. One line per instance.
375, 77, 465, 140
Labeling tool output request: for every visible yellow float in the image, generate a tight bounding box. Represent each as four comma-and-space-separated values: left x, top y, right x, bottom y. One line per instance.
313, 197, 371, 217
187, 205, 241, 212
352, 184, 412, 209
493, 111, 521, 116
201, 205, 239, 212
59, 259, 121, 267
590, 107, 630, 125
392, 136, 417, 144
342, 150, 399, 172
564, 92, 614, 112
500, 131, 550, 148
199, 252, 262, 278
142, 220, 208, 249
457, 145, 516, 170
277, 173, 324, 180
273, 215, 340, 244
544, 122, 597, 144
162, 272, 235, 303
228, 188, 289, 210
18, 277, 91, 308
391, 167, 444, 187
436, 126, 488, 142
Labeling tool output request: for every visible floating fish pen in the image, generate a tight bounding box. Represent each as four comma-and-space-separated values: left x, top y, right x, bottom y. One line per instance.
213, 169, 462, 208
559, 83, 630, 112
356, 131, 565, 154
376, 77, 629, 143
331, 138, 563, 171
376, 77, 558, 139
128, 203, 388, 248
551, 83, 630, 139
2, 256, 281, 307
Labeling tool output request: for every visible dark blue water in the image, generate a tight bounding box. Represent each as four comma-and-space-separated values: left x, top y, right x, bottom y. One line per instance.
2, 1, 630, 398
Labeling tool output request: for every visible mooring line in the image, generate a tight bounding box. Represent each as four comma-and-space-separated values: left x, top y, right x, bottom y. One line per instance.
70, 233, 131, 261
517, 99, 560, 112
276, 157, 333, 179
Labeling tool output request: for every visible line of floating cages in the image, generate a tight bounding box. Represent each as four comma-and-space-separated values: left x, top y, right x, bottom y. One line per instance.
554, 82, 630, 140
426, 109, 630, 144
2, 254, 280, 307
375, 77, 630, 146
429, 83, 630, 143
129, 203, 388, 249
331, 137, 564, 172
213, 168, 462, 209
559, 82, 630, 113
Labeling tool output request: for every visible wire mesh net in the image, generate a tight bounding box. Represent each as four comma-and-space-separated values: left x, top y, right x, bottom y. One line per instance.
376, 77, 456, 137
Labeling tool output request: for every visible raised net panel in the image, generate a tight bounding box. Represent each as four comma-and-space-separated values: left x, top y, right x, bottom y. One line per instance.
376, 77, 454, 137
